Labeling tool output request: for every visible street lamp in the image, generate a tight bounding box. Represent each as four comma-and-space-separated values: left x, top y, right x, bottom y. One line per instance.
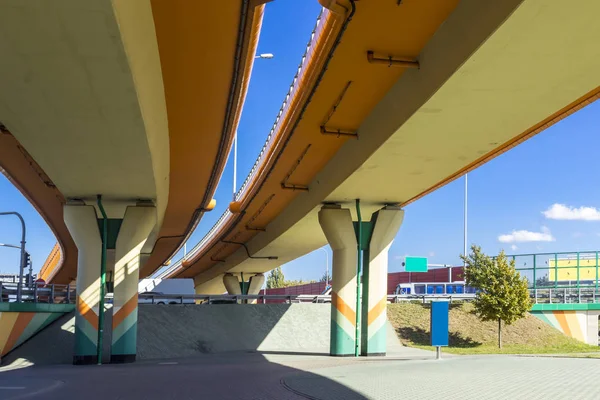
232, 53, 274, 199
318, 247, 330, 287
464, 173, 468, 261
0, 211, 26, 301
0, 242, 21, 250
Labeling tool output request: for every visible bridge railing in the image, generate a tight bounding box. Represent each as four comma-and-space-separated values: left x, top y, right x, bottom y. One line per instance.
0, 282, 75, 304
529, 287, 600, 304
504, 251, 600, 291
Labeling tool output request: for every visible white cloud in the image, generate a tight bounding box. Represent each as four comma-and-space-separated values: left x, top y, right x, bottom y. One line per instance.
428, 251, 435, 257
498, 226, 555, 243
572, 232, 584, 238
510, 245, 518, 251
543, 203, 600, 221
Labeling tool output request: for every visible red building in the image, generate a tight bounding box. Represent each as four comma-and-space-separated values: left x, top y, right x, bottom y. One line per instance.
260, 266, 465, 296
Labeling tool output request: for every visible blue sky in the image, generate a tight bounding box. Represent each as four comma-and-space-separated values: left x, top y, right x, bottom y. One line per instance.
2, 1, 600, 282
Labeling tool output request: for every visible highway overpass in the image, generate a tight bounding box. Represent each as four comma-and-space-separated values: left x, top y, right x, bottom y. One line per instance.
0, 0, 265, 364
160, 0, 600, 357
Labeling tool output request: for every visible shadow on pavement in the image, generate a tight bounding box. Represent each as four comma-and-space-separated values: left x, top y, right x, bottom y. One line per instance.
0, 352, 368, 400
397, 326, 481, 348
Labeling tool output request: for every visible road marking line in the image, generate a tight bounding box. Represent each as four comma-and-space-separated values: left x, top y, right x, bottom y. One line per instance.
158, 362, 178, 365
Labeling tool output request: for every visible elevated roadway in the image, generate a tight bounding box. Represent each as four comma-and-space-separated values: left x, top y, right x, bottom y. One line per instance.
0, 0, 265, 283
0, 0, 265, 363
165, 0, 600, 286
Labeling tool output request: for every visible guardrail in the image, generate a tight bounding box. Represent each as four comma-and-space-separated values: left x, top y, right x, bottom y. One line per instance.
136, 293, 313, 304
530, 287, 600, 304
133, 293, 478, 305
4, 286, 588, 306
0, 282, 75, 304
135, 290, 600, 305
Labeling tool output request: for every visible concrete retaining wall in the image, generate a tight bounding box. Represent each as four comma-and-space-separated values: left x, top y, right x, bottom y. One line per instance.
531, 310, 600, 345
3, 303, 402, 365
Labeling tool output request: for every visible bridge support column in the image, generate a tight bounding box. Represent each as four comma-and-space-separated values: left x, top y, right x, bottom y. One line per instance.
111, 206, 155, 363
194, 275, 227, 303
247, 274, 265, 304
223, 274, 242, 295
360, 207, 404, 356
319, 206, 357, 356
64, 205, 102, 365
222, 273, 265, 303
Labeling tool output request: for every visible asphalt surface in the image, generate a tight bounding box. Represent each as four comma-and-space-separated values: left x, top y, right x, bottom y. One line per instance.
2, 351, 600, 400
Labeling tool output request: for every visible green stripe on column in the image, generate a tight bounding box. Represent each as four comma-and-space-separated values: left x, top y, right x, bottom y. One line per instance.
365, 324, 386, 356
112, 310, 137, 349
112, 322, 137, 356
75, 327, 98, 356
75, 316, 97, 356
330, 319, 355, 356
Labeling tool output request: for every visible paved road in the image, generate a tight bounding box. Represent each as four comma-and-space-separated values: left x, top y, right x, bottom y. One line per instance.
1, 352, 599, 399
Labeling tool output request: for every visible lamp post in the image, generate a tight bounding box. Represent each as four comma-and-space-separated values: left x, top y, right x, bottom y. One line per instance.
318, 247, 330, 287
0, 212, 26, 301
232, 53, 274, 200
464, 174, 468, 261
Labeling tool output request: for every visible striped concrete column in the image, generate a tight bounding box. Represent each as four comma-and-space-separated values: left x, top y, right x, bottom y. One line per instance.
111, 206, 155, 363
194, 275, 227, 303
64, 205, 102, 365
361, 207, 404, 356
247, 274, 265, 304
223, 274, 242, 295
319, 206, 357, 356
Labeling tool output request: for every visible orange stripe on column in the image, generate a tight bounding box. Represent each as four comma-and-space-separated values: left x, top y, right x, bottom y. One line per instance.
3, 312, 35, 356
113, 294, 139, 329
332, 292, 356, 326
77, 296, 98, 330
368, 297, 387, 326
554, 311, 572, 337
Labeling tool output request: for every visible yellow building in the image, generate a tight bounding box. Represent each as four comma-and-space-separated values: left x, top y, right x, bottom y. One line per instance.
548, 257, 600, 282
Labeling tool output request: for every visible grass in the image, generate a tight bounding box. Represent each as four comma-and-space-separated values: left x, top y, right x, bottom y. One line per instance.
387, 302, 600, 355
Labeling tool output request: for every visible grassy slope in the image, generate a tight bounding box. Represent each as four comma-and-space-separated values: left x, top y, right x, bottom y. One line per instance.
387, 302, 600, 355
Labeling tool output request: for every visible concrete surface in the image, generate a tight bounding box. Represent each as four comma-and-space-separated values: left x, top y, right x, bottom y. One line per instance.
2, 352, 600, 399
3, 304, 401, 365
1, 307, 112, 366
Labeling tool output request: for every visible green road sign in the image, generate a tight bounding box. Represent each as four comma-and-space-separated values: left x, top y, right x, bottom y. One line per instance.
405, 257, 428, 272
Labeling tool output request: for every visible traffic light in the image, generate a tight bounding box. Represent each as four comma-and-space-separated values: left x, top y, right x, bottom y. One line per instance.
25, 252, 31, 268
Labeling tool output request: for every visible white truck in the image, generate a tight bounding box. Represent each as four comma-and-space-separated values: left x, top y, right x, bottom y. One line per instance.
137, 278, 195, 305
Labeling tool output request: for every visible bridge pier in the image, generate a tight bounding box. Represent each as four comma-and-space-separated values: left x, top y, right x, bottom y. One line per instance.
319, 205, 404, 357
319, 206, 358, 356
111, 206, 155, 364
64, 205, 103, 365
64, 203, 155, 365
194, 275, 227, 303
360, 207, 404, 356
223, 273, 265, 303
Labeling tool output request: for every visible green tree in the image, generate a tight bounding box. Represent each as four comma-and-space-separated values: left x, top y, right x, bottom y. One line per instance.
319, 271, 332, 284
266, 267, 285, 289
536, 274, 550, 288
461, 245, 531, 349
283, 279, 316, 287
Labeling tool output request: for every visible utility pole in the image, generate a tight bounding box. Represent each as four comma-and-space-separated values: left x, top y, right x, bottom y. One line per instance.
0, 212, 26, 301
